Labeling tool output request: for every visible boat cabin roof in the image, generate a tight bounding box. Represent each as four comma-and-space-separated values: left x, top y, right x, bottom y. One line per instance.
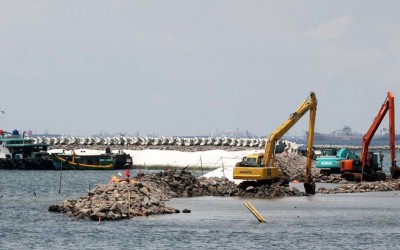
0, 137, 48, 146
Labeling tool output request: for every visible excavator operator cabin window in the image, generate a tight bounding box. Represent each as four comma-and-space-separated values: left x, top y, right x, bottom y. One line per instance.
247, 158, 256, 164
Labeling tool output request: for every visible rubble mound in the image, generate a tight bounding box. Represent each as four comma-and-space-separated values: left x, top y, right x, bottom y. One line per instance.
235, 183, 306, 198
49, 169, 308, 220
275, 153, 345, 183
48, 182, 177, 221
318, 180, 400, 194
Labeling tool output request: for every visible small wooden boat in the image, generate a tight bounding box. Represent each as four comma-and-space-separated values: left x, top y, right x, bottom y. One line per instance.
52, 151, 132, 170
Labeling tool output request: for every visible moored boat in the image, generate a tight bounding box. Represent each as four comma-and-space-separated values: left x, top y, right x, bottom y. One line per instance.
0, 129, 53, 170
52, 150, 132, 170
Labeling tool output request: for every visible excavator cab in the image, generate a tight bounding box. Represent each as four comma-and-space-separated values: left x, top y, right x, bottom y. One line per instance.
240, 154, 263, 167
370, 152, 384, 171
233, 153, 284, 181
340, 152, 384, 181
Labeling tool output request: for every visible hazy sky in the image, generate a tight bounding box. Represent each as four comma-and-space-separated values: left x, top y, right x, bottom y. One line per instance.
1, 1, 400, 137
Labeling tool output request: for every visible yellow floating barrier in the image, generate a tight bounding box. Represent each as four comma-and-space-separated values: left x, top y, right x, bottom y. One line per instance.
245, 201, 266, 223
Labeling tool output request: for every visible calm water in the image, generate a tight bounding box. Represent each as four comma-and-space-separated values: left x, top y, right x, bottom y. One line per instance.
1, 168, 400, 249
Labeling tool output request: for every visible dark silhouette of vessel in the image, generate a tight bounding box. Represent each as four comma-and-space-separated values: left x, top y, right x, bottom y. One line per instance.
305, 126, 400, 146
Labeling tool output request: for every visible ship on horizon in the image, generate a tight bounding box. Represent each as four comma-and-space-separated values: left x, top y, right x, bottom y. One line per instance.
305, 125, 400, 146
211, 128, 255, 138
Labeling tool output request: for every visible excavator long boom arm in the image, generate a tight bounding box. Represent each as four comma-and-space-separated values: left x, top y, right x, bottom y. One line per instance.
264, 92, 317, 193
264, 92, 317, 169
233, 91, 317, 195
361, 92, 395, 168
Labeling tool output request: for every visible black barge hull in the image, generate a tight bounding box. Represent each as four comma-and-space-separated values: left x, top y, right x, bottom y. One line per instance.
0, 159, 54, 170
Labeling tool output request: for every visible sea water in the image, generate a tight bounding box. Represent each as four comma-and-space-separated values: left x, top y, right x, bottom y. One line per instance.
1, 159, 400, 249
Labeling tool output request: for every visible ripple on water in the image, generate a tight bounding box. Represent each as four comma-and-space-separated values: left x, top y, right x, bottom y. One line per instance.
1, 170, 400, 249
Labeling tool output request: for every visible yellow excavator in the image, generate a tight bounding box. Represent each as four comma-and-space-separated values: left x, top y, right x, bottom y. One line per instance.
233, 92, 317, 194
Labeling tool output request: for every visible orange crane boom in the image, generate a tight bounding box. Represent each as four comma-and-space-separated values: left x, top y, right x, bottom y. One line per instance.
361, 91, 398, 178
341, 91, 399, 181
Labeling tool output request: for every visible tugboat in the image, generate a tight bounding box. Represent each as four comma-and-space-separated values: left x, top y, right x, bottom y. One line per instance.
0, 129, 54, 170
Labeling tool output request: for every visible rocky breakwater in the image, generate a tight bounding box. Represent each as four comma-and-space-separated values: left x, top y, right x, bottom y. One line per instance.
318, 179, 400, 194
49, 169, 308, 221
198, 176, 306, 198
235, 183, 305, 198
48, 181, 178, 221
275, 153, 345, 183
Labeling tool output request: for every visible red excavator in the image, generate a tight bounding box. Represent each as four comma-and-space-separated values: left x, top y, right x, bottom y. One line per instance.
340, 91, 399, 182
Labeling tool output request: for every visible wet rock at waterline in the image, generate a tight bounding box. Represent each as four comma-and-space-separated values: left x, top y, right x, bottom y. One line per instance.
49, 182, 177, 220
49, 169, 308, 220
318, 180, 400, 194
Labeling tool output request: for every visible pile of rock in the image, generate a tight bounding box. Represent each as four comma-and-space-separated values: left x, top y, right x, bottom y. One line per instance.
317, 180, 400, 194
275, 153, 310, 181
48, 181, 178, 221
135, 169, 308, 198
139, 169, 238, 197
49, 169, 309, 220
274, 153, 345, 183
313, 174, 344, 183
198, 176, 237, 196
235, 184, 305, 198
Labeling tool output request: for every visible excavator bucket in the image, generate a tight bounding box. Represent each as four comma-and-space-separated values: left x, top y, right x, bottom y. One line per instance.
390, 166, 400, 179
304, 181, 316, 195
